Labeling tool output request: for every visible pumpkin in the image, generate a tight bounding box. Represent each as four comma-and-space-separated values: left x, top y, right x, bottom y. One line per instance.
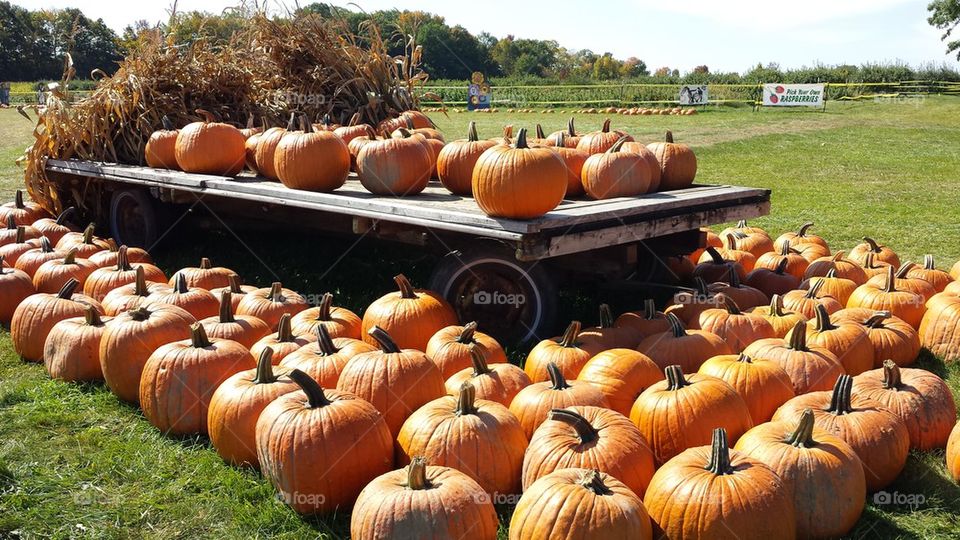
547, 117, 582, 148
773, 374, 910, 492
275, 116, 350, 192
0, 258, 35, 324
55, 223, 110, 258
147, 272, 219, 320
43, 305, 109, 382
0, 215, 37, 247
238, 113, 262, 139
378, 110, 432, 134
524, 321, 593, 382
346, 127, 377, 171
619, 141, 662, 193
236, 281, 309, 330
848, 237, 900, 268
32, 248, 97, 294
726, 224, 775, 259
279, 325, 375, 388
698, 294, 776, 352
0, 190, 48, 226
576, 119, 633, 154
199, 291, 271, 349
751, 294, 808, 338
953, 259, 960, 280
801, 269, 857, 305
101, 266, 169, 316
360, 274, 457, 351
14, 237, 62, 277
780, 279, 843, 319
856, 252, 893, 280
207, 347, 299, 467
577, 349, 663, 416
11, 279, 103, 362
357, 128, 432, 196
473, 128, 567, 219
755, 240, 809, 280
852, 360, 956, 450
703, 233, 756, 272
511, 468, 652, 540
774, 221, 829, 252
99, 302, 195, 403
745, 258, 801, 297
83, 246, 166, 302
523, 406, 655, 498
644, 428, 796, 539
793, 241, 831, 263
734, 409, 865, 539
688, 228, 723, 264
510, 362, 608, 440
145, 116, 180, 169
253, 113, 296, 179
637, 313, 732, 372
834, 309, 920, 367
249, 313, 313, 364
444, 346, 531, 406
140, 324, 254, 435
170, 257, 234, 290
548, 133, 590, 197
337, 326, 445, 437
313, 113, 340, 132
693, 246, 745, 283
645, 130, 697, 191
848, 265, 926, 329
435, 121, 496, 196
287, 292, 360, 340
948, 422, 960, 483
667, 278, 722, 327
258, 369, 394, 515
707, 269, 769, 309
397, 381, 527, 497
867, 261, 937, 304
805, 250, 869, 284
332, 114, 374, 146
210, 274, 257, 311
614, 299, 670, 344
629, 365, 753, 465
907, 255, 953, 292
580, 136, 651, 199
698, 353, 794, 424
0, 227, 41, 265
796, 304, 874, 375
920, 292, 960, 361
175, 109, 245, 175
352, 457, 498, 539
578, 304, 635, 351
744, 321, 844, 394
244, 131, 262, 172
425, 321, 507, 379
87, 243, 153, 268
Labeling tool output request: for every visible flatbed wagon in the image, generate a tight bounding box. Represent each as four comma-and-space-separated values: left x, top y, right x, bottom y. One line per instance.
44, 159, 770, 343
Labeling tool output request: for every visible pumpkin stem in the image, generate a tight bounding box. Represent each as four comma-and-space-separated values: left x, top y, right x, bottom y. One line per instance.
394, 274, 417, 299
285, 112, 297, 130
549, 409, 598, 444
289, 368, 333, 408
316, 292, 333, 321
813, 303, 836, 332
276, 314, 294, 343
129, 305, 151, 321
455, 381, 478, 416
39, 236, 53, 252
601, 119, 612, 133
862, 237, 881, 254
736, 353, 753, 364
768, 294, 787, 317
57, 278, 79, 299
13, 226, 24, 244
729, 268, 743, 288
218, 291, 235, 323
666, 313, 686, 338
664, 130, 674, 143
315, 324, 339, 355
84, 304, 102, 326
559, 321, 582, 347
82, 223, 95, 244
664, 364, 690, 390
723, 233, 738, 251
608, 135, 630, 153
864, 310, 892, 328
14, 190, 24, 209
597, 304, 615, 328
806, 278, 824, 299
133, 266, 148, 296
787, 409, 817, 448
883, 265, 898, 293
4, 215, 13, 230
115, 246, 132, 271
245, 112, 254, 129
576, 469, 613, 495
797, 222, 814, 236
718, 294, 741, 315
923, 255, 935, 270
552, 132, 566, 147
63, 247, 78, 265
199, 257, 212, 270
406, 456, 430, 490
466, 121, 479, 142
643, 299, 657, 320
515, 127, 529, 149
705, 428, 734, 475
832, 251, 846, 262
227, 274, 243, 294
779, 240, 792, 256
173, 272, 189, 294
774, 257, 790, 275
252, 348, 277, 384
694, 277, 710, 297
705, 246, 726, 265
825, 269, 837, 279
787, 321, 809, 351
736, 219, 748, 229
368, 325, 401, 353
268, 282, 284, 302
536, 124, 546, 139
567, 117, 577, 136
894, 262, 914, 279
457, 321, 478, 344
161, 116, 175, 131
301, 113, 314, 134
469, 344, 492, 376
826, 375, 854, 415
881, 359, 902, 389
547, 362, 570, 390
190, 323, 212, 348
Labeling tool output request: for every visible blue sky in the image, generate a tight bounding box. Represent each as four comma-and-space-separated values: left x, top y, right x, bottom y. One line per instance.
15, 0, 960, 73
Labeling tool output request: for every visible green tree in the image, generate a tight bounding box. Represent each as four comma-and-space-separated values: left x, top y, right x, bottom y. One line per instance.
592, 53, 621, 80
928, 0, 960, 59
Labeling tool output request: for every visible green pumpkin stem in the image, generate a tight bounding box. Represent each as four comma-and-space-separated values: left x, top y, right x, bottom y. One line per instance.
787, 321, 809, 351
553, 132, 566, 147
601, 119, 612, 133
115, 246, 132, 271
768, 294, 787, 317
567, 117, 577, 136
14, 226, 25, 244
864, 310, 892, 328
288, 368, 333, 408
719, 294, 741, 315
723, 233, 738, 251
608, 135, 630, 153
457, 321, 478, 344
455, 381, 478, 416
894, 262, 914, 279
394, 274, 417, 299
84, 304, 103, 326
881, 359, 902, 389
63, 248, 78, 265
39, 236, 53, 252
368, 325, 401, 353
826, 375, 854, 415
252, 348, 277, 384
536, 124, 546, 139
806, 278, 824, 299
862, 237, 881, 254
787, 409, 817, 448
549, 409, 599, 444
825, 269, 838, 279
82, 223, 95, 245
559, 321, 582, 347
316, 292, 333, 321
705, 428, 734, 475
276, 313, 294, 343
14, 190, 24, 209
218, 291, 234, 322
666, 313, 686, 338
797, 222, 814, 236
466, 121, 479, 142
315, 325, 339, 355
883, 265, 898, 293
779, 240, 792, 257
468, 345, 492, 376
547, 362, 570, 390
813, 303, 836, 332
190, 323, 212, 348
406, 456, 430, 490
57, 277, 79, 299
665, 364, 690, 390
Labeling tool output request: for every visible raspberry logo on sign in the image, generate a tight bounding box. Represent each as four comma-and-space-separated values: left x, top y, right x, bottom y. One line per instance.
769, 93, 779, 104
776, 85, 785, 93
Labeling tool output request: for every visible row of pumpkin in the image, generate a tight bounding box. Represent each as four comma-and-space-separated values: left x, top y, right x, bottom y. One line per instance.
421, 107, 699, 116
144, 110, 697, 219
2, 194, 960, 537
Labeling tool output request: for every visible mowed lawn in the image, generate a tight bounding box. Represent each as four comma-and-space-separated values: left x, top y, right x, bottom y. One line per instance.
0, 98, 959, 538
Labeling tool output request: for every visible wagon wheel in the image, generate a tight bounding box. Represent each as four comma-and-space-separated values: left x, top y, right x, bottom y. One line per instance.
109, 188, 162, 249
429, 243, 557, 346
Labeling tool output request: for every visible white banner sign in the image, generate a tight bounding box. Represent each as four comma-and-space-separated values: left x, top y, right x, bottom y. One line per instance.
679, 85, 708, 105
762, 83, 824, 107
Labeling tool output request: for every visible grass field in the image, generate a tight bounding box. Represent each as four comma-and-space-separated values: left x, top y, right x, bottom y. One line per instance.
1, 98, 959, 538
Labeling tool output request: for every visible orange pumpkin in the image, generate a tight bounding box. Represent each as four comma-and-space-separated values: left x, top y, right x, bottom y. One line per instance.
0, 227, 41, 265
693, 246, 745, 283
646, 130, 697, 191
848, 265, 926, 329
14, 237, 62, 278
797, 304, 874, 375
510, 362, 609, 440
289, 291, 361, 340
524, 321, 593, 382
856, 252, 893, 280
920, 291, 960, 361
637, 313, 732, 372
548, 132, 590, 197
235, 281, 309, 330
360, 274, 457, 352
11, 279, 102, 362
169, 257, 234, 290
805, 250, 868, 284
425, 321, 507, 379
723, 221, 774, 258
774, 221, 829, 252
866, 261, 937, 304
619, 141, 662, 193
907, 254, 953, 293
55, 223, 110, 258
175, 109, 246, 175
32, 248, 97, 294
444, 345, 531, 406
707, 270, 769, 309
614, 299, 670, 345
755, 240, 809, 280
275, 117, 351, 192
87, 243, 153, 269
743, 321, 844, 395
147, 272, 219, 320
948, 422, 960, 483
83, 246, 166, 302
801, 269, 857, 305
546, 117, 582, 148
253, 113, 297, 180
145, 116, 180, 169
0, 258, 35, 324
101, 266, 169, 316
834, 309, 920, 368
279, 325, 375, 388
43, 304, 109, 382
745, 258, 801, 297
199, 291, 271, 349
697, 294, 776, 352
698, 353, 794, 424
848, 237, 900, 268
577, 348, 663, 416
209, 274, 257, 312
780, 279, 843, 319
0, 215, 37, 247
249, 313, 314, 365
751, 294, 808, 338
0, 190, 48, 226
357, 129, 432, 195
703, 233, 756, 272
580, 136, 651, 199
436, 121, 497, 196
576, 119, 633, 154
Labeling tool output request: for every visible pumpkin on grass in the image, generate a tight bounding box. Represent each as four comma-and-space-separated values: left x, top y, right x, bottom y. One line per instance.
275, 115, 350, 192
855, 252, 893, 281
577, 349, 663, 416
667, 278, 722, 327
43, 304, 109, 382
734, 409, 865, 539
697, 294, 776, 352
33, 248, 97, 294
200, 291, 271, 349
289, 292, 361, 339
258, 369, 394, 515
14, 237, 61, 277
793, 241, 831, 263
425, 321, 506, 379
549, 133, 590, 197
170, 257, 234, 290
780, 279, 843, 319
511, 468, 652, 540
175, 109, 246, 175
722, 220, 774, 258
578, 304, 635, 351
360, 274, 457, 351
868, 261, 937, 304
948, 422, 960, 483
437, 122, 497, 196
751, 294, 808, 338
646, 130, 697, 191
145, 116, 180, 169
84, 246, 166, 302
576, 119, 633, 154
0, 190, 48, 226
852, 360, 956, 450
637, 313, 732, 372
849, 237, 900, 268
774, 221, 829, 252
773, 374, 910, 492
444, 345, 531, 406
801, 269, 857, 305
147, 272, 219, 320
794, 304, 874, 375
140, 324, 254, 435
745, 257, 801, 296
208, 348, 299, 467
0, 215, 38, 247
357, 128, 432, 195
87, 243, 152, 269
644, 428, 796, 539
0, 258, 35, 324
55, 223, 110, 258
907, 255, 953, 292
0, 227, 41, 265
352, 457, 498, 540
744, 321, 844, 395
630, 365, 753, 465
236, 281, 309, 330
834, 309, 920, 368
805, 250, 868, 284
848, 265, 926, 329
99, 302, 195, 403
920, 292, 960, 361
279, 325, 375, 387
698, 353, 795, 424
614, 299, 670, 344
11, 279, 102, 362
101, 266, 169, 316
510, 362, 608, 440
580, 136, 651, 199
523, 406, 655, 498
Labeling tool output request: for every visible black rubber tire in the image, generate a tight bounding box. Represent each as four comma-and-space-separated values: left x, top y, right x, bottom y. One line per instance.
109, 188, 160, 249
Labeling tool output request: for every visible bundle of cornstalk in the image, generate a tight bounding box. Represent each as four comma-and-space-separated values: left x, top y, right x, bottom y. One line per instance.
19, 10, 427, 213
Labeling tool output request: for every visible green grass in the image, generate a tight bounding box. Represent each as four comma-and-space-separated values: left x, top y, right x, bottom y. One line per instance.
2, 99, 960, 538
